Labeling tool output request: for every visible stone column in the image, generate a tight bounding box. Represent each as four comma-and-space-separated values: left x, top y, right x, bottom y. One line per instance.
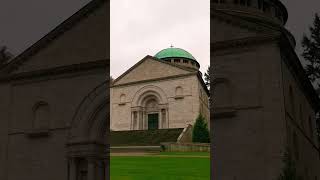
87, 158, 96, 180
161, 109, 166, 129
138, 111, 143, 130
167, 109, 169, 128
104, 159, 109, 180
159, 110, 162, 129
142, 110, 145, 130
96, 160, 105, 180
143, 111, 147, 130
131, 111, 134, 130
69, 157, 77, 180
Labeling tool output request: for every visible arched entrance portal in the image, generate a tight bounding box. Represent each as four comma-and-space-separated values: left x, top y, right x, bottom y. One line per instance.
66, 82, 109, 180
131, 85, 169, 130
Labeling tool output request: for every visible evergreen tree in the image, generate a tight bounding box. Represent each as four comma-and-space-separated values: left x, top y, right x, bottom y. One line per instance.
302, 13, 320, 85
278, 147, 300, 180
0, 46, 13, 64
301, 13, 320, 149
204, 66, 210, 90
110, 76, 114, 85
192, 114, 210, 143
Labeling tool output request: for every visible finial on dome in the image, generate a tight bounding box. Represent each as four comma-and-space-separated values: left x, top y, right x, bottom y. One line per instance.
170, 44, 174, 48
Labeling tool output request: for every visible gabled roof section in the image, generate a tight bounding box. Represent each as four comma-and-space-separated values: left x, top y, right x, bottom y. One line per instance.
0, 0, 107, 74
112, 55, 196, 86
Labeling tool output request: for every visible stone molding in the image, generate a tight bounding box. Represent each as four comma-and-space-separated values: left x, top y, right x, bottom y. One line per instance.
0, 59, 107, 83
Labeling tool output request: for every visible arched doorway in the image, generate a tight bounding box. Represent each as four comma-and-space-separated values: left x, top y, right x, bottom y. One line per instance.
66, 81, 109, 180
131, 85, 169, 130
144, 95, 160, 130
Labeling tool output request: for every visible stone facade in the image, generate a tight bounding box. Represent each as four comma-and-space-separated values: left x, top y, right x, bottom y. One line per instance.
0, 0, 109, 180
111, 56, 209, 131
212, 0, 320, 180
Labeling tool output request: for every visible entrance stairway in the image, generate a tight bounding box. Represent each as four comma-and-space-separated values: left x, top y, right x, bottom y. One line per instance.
110, 128, 183, 153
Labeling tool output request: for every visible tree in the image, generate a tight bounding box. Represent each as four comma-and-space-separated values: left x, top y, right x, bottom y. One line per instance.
0, 46, 13, 64
110, 76, 114, 85
278, 147, 301, 180
302, 13, 320, 86
204, 66, 210, 90
301, 13, 320, 148
192, 114, 210, 143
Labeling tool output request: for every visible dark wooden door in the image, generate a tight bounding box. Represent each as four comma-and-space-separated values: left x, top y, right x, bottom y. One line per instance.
148, 113, 159, 130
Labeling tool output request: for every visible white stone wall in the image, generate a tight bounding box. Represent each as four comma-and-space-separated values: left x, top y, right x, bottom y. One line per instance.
111, 74, 209, 131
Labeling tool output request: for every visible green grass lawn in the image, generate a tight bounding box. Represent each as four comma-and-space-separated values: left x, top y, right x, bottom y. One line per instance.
110, 152, 210, 180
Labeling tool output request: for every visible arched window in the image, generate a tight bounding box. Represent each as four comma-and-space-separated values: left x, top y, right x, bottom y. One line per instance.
120, 94, 126, 103
33, 102, 50, 129
175, 86, 183, 96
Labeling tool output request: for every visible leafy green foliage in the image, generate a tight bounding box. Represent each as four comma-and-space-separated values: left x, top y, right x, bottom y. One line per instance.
301, 12, 320, 149
192, 114, 210, 143
204, 66, 210, 90
0, 46, 13, 64
302, 13, 320, 85
278, 147, 301, 180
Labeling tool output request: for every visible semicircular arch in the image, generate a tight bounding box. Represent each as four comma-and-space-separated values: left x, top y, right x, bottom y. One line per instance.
131, 85, 168, 107
68, 81, 108, 144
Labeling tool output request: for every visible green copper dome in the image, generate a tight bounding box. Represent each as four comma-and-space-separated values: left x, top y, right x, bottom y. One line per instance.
154, 47, 196, 61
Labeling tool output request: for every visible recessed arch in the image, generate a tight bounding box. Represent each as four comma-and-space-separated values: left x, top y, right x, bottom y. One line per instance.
131, 85, 168, 107
68, 81, 108, 143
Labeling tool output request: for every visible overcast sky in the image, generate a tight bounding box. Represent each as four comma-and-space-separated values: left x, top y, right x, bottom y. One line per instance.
281, 0, 320, 62
110, 0, 210, 78
0, 0, 319, 77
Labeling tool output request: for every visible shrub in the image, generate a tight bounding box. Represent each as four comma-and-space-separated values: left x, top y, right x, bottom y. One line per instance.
192, 114, 210, 143
278, 147, 301, 180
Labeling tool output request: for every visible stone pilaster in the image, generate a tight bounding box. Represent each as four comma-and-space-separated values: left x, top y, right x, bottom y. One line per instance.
87, 158, 96, 180
69, 157, 77, 180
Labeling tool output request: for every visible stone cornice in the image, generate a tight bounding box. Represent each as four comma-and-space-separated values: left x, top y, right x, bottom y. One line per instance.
212, 34, 280, 51
111, 72, 198, 88
0, 59, 108, 83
